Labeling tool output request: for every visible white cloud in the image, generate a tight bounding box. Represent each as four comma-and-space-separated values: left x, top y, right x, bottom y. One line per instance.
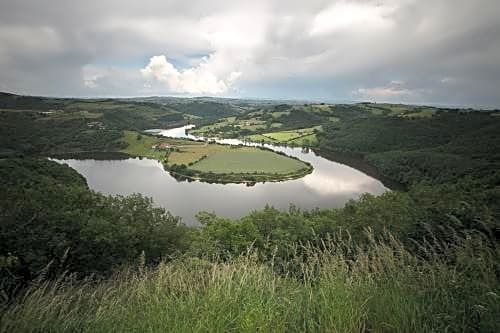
140, 55, 241, 95
440, 77, 456, 84
310, 1, 396, 35
355, 81, 417, 99
302, 167, 386, 195
82, 65, 103, 88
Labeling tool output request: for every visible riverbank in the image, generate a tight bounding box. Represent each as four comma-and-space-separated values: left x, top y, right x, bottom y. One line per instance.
166, 162, 313, 184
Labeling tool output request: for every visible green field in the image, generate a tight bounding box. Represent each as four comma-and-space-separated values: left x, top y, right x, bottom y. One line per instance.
245, 134, 278, 143
121, 131, 164, 159
357, 103, 439, 118
289, 133, 317, 145
263, 131, 303, 141
245, 128, 318, 146
190, 149, 308, 174
401, 108, 436, 118
167, 143, 230, 166
260, 126, 320, 143
270, 111, 290, 118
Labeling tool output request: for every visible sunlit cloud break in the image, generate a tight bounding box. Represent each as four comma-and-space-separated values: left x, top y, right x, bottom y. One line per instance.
140, 55, 241, 95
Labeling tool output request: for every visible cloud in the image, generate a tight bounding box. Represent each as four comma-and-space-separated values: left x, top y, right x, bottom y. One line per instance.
140, 55, 241, 95
310, 1, 395, 36
303, 169, 383, 195
0, 24, 63, 59
355, 81, 417, 100
0, 0, 499, 106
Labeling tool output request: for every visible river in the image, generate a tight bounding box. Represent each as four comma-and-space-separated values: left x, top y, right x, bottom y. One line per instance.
55, 125, 389, 225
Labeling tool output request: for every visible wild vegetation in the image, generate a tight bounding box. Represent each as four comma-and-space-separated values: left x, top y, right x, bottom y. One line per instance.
0, 159, 188, 298
0, 92, 184, 157
1, 92, 499, 331
2, 230, 498, 333
317, 109, 500, 187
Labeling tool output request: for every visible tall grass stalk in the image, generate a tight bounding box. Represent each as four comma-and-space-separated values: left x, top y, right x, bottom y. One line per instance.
1, 231, 498, 332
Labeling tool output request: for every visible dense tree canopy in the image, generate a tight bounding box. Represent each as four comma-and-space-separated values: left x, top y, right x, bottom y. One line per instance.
0, 158, 187, 298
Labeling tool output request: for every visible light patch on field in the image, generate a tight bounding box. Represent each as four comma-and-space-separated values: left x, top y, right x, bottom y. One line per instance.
401, 109, 436, 118
271, 111, 290, 118
80, 111, 103, 119
168, 144, 231, 166
309, 104, 334, 113
185, 114, 202, 120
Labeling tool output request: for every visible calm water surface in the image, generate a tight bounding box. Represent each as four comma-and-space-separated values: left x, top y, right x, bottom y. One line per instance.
56, 126, 388, 225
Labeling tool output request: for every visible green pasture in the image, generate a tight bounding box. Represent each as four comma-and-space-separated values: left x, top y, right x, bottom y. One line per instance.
190, 149, 308, 174
261, 126, 320, 143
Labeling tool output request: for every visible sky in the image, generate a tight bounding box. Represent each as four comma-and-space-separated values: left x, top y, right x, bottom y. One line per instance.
0, 0, 499, 107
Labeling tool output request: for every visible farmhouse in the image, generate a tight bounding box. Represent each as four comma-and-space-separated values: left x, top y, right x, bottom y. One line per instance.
152, 142, 172, 150
87, 121, 105, 130
37, 111, 54, 116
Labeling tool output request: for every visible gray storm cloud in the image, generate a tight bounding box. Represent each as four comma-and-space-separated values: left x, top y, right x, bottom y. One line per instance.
0, 0, 499, 106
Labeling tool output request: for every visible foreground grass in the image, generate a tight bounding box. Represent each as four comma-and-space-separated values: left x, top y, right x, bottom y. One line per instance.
2, 233, 498, 333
